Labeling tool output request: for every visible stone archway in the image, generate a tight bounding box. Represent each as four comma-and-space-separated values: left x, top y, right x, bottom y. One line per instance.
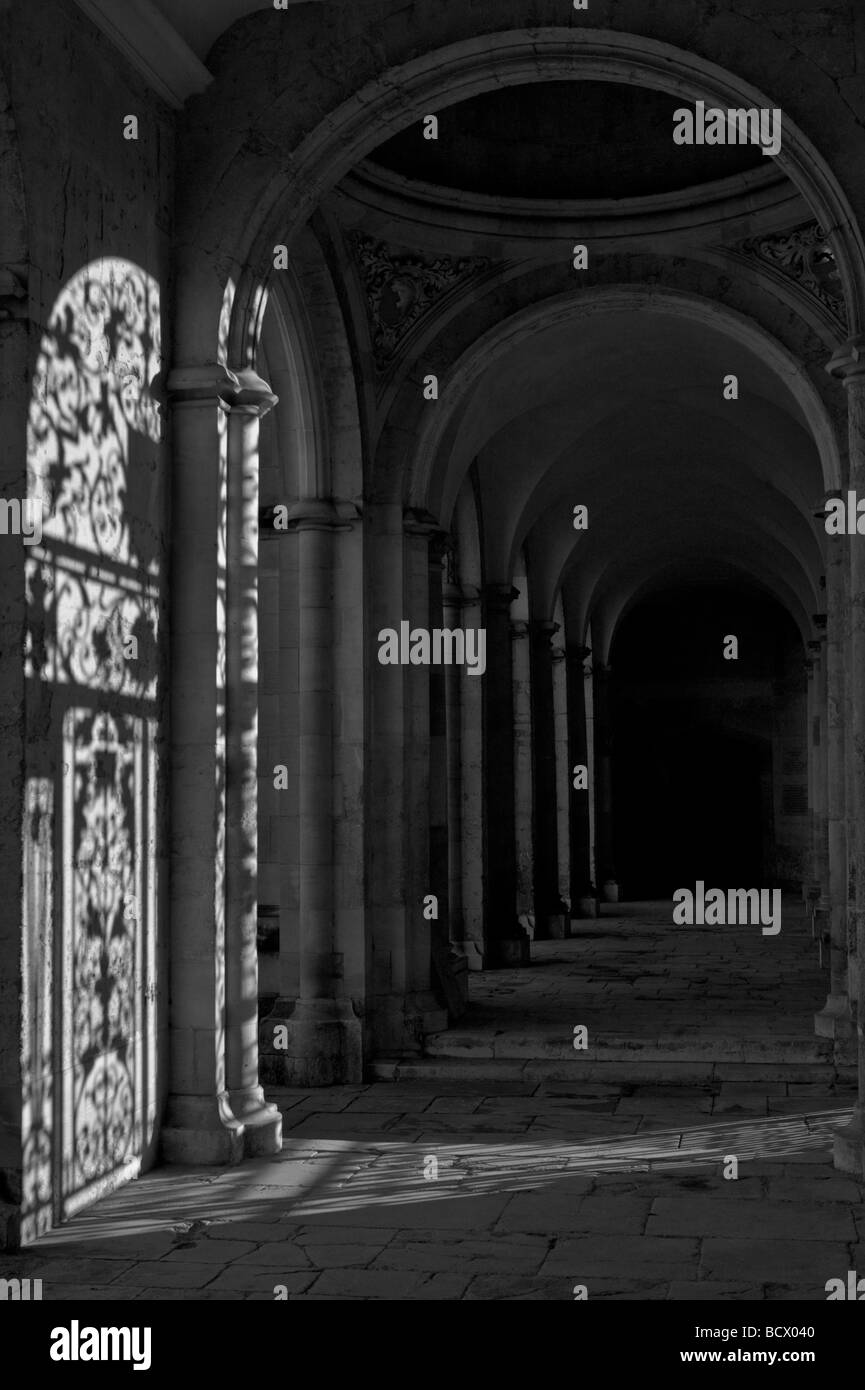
165, 11, 865, 1174
181, 23, 865, 376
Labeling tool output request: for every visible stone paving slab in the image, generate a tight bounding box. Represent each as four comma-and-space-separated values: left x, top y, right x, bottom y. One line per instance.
647, 1196, 857, 1241
296, 1270, 470, 1299
541, 1234, 700, 1279
112, 1261, 226, 1289
204, 1267, 317, 1294
369, 1232, 550, 1274
699, 1238, 850, 1284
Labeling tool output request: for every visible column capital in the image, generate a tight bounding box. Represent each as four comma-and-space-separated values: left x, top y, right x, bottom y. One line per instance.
230, 368, 279, 418
166, 362, 240, 408
531, 619, 561, 646
826, 336, 865, 384
260, 497, 360, 533
166, 364, 279, 415
484, 583, 520, 613
510, 619, 530, 640
443, 582, 481, 608
551, 644, 567, 664
427, 530, 451, 567
403, 506, 444, 538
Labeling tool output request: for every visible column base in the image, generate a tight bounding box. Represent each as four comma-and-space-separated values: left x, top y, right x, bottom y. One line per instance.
0, 1123, 22, 1250
260, 998, 363, 1086
444, 948, 470, 1019
832, 1105, 864, 1178
0, 1202, 21, 1253
227, 1084, 283, 1157
452, 940, 485, 971
487, 926, 531, 967
540, 913, 569, 940
371, 991, 449, 1053
814, 993, 853, 1039
161, 1093, 246, 1166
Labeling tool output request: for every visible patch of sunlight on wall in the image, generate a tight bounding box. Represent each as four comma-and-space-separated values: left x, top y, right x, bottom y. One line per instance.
21, 259, 163, 1240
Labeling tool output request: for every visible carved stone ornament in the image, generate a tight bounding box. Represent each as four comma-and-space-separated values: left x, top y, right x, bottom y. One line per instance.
348, 232, 491, 371
740, 221, 847, 324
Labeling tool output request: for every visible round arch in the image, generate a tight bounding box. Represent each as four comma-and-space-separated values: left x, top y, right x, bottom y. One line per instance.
208, 27, 865, 374
408, 286, 843, 541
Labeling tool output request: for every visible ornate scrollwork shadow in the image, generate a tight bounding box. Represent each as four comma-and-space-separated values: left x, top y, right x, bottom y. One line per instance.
22, 259, 163, 1239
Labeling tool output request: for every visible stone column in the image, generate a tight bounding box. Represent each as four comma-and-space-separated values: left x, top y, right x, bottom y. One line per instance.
807, 624, 830, 902
426, 532, 466, 1017
162, 365, 244, 1163
403, 511, 450, 1031
483, 584, 530, 965
443, 568, 464, 951
444, 579, 484, 969
531, 620, 567, 937
568, 644, 594, 912
428, 534, 450, 953
263, 500, 363, 1084
827, 337, 865, 1178
816, 543, 852, 1041
813, 629, 830, 903
552, 643, 572, 918
367, 504, 408, 1051
365, 505, 446, 1053
593, 663, 617, 896
512, 619, 534, 927
805, 632, 830, 927
224, 371, 282, 1154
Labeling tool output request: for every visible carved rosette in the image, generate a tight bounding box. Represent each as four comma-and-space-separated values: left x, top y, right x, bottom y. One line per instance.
739, 221, 847, 324
348, 231, 491, 373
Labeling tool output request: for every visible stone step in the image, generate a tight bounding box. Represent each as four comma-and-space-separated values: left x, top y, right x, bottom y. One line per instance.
367, 1056, 853, 1086
422, 1032, 835, 1064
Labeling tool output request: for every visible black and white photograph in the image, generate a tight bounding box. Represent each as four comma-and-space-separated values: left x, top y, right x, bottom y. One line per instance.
0, 0, 864, 1351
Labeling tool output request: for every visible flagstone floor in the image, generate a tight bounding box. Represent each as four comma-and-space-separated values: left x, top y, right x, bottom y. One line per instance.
7, 902, 861, 1301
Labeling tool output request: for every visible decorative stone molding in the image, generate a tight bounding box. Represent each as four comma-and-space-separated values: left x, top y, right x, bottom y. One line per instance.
72, 0, 212, 109
348, 232, 491, 372
740, 222, 847, 325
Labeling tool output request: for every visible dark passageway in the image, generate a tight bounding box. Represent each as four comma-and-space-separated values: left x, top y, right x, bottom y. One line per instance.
609, 584, 805, 899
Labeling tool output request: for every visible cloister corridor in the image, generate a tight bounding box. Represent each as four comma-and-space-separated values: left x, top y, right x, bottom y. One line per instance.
4, 0, 865, 1324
